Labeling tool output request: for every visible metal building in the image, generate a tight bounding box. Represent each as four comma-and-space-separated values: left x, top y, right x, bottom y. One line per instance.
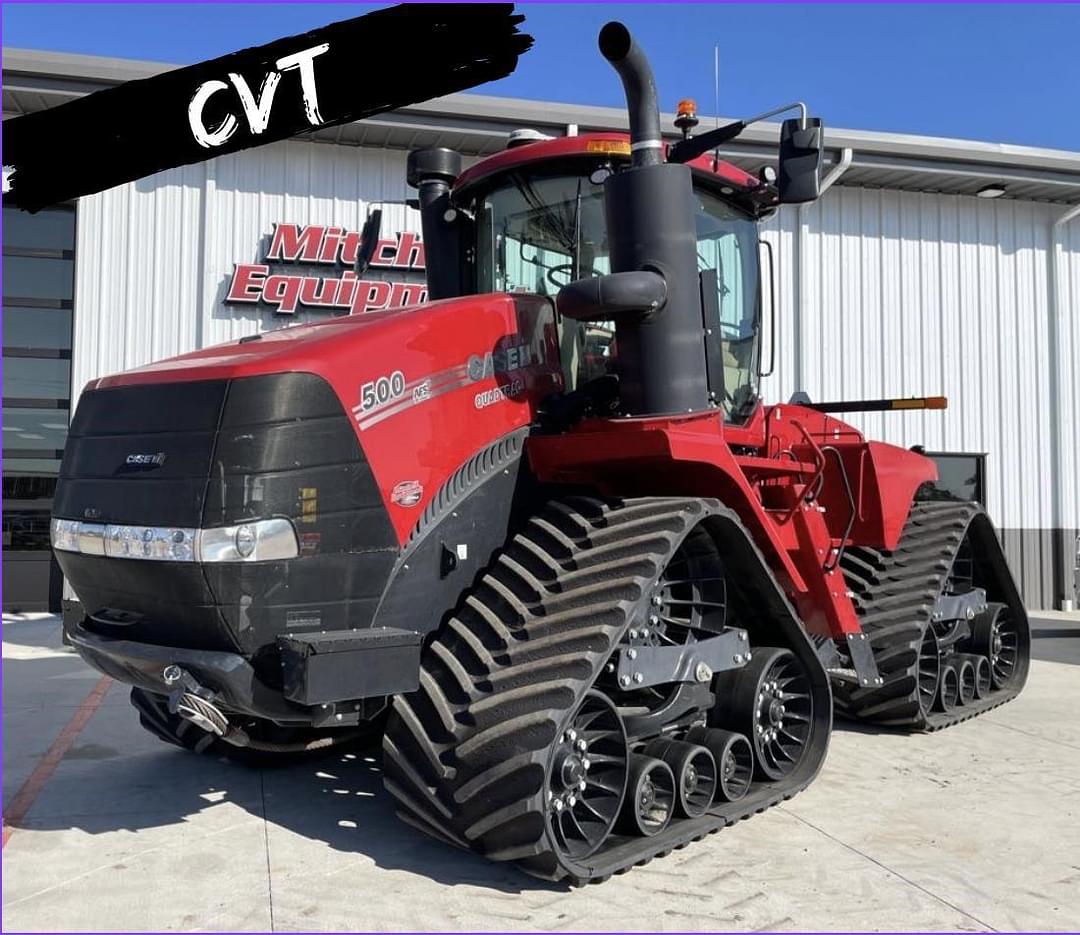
3, 48, 1079, 610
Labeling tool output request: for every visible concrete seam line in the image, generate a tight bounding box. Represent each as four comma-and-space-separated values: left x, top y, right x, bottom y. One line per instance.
2, 675, 112, 848
776, 805, 1000, 932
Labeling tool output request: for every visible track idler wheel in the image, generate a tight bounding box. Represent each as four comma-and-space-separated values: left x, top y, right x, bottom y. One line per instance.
642, 739, 717, 818
956, 653, 992, 699
970, 603, 1022, 690
547, 691, 629, 861
619, 755, 676, 837
935, 665, 959, 712
684, 727, 753, 802
712, 647, 813, 782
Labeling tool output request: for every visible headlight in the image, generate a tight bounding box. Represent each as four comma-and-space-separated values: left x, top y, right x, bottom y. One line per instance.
197, 519, 298, 563
105, 524, 196, 561
50, 519, 81, 553
50, 517, 298, 563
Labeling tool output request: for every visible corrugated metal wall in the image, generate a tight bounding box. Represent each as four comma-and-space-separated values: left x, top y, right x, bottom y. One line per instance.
72, 140, 417, 389
760, 189, 1080, 607
72, 141, 1080, 606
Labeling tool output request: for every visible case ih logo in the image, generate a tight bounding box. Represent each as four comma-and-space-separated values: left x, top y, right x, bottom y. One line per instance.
226, 222, 428, 315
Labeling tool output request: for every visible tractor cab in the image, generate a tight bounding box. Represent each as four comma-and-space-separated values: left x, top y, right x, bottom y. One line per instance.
450, 135, 770, 422
409, 131, 785, 425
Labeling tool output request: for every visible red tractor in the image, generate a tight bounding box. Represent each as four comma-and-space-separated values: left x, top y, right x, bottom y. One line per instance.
52, 24, 1029, 883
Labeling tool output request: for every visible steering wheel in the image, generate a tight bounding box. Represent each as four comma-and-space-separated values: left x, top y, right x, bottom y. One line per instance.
547, 264, 603, 288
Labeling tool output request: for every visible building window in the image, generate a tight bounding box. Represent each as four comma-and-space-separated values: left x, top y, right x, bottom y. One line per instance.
2, 203, 75, 612
923, 452, 987, 506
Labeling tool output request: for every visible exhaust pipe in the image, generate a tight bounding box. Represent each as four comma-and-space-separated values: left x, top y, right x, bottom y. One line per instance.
598, 22, 662, 168
406, 147, 464, 300
597, 23, 710, 417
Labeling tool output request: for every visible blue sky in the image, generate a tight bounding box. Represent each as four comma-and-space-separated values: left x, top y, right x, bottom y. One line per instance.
3, 3, 1079, 150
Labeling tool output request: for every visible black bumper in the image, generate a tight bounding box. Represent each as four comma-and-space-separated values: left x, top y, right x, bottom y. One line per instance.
66, 619, 309, 722
65, 618, 423, 725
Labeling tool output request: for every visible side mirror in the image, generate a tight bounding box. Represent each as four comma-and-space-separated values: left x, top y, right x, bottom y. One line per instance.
557, 270, 667, 322
354, 207, 383, 277
778, 117, 824, 204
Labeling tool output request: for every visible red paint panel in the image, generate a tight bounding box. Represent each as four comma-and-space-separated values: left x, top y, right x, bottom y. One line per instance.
95, 294, 563, 545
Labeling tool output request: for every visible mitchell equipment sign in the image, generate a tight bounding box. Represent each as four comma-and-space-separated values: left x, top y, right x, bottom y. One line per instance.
226, 222, 428, 315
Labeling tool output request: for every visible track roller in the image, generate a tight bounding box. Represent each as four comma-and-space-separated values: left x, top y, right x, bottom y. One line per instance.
642, 739, 716, 818
952, 658, 976, 706
956, 653, 991, 699
712, 647, 813, 781
935, 665, 959, 712
619, 754, 675, 836
684, 727, 753, 802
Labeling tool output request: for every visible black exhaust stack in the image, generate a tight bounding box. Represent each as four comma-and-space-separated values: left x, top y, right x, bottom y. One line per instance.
598, 23, 709, 416
407, 147, 464, 300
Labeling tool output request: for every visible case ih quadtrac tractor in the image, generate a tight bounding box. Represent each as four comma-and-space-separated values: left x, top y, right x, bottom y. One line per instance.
53, 24, 1029, 883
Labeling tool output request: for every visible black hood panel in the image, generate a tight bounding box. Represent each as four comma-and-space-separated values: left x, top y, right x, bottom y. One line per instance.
55, 381, 225, 527
55, 373, 399, 656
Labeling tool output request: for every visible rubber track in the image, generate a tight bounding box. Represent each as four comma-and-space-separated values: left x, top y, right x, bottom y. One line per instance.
381, 496, 826, 883
833, 500, 1026, 731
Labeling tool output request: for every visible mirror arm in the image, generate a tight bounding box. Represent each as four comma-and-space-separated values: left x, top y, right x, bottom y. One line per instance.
667, 102, 809, 165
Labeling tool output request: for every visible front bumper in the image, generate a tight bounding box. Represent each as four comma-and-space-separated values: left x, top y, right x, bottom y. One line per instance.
65, 617, 424, 725
65, 618, 308, 723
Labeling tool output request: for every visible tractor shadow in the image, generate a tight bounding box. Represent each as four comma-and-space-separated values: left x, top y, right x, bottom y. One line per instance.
2, 627, 561, 895
18, 730, 562, 894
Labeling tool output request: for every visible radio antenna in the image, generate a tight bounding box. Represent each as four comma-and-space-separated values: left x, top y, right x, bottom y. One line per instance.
713, 43, 720, 127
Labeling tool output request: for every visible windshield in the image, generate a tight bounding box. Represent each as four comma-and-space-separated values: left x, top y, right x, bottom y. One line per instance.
473, 168, 761, 421
476, 171, 610, 297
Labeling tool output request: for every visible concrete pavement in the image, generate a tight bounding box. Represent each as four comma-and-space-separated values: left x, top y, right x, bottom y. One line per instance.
3, 614, 1079, 932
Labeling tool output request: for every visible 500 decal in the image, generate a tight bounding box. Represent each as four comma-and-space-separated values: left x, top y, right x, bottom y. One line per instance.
352, 340, 540, 431
352, 364, 470, 430
359, 370, 406, 412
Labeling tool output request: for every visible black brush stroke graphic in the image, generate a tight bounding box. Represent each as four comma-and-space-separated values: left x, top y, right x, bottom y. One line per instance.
3, 3, 532, 212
